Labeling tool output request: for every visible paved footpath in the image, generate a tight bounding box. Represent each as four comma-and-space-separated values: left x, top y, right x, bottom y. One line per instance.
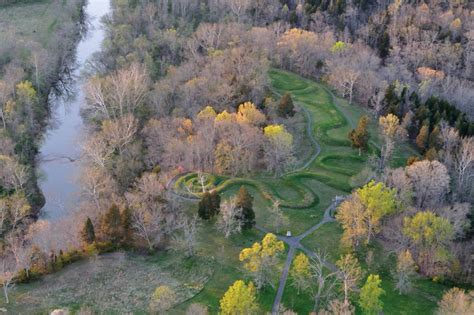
257, 199, 342, 314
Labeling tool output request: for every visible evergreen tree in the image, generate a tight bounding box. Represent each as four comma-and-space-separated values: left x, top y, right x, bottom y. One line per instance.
378, 31, 390, 59
81, 217, 95, 244
349, 115, 370, 155
236, 186, 255, 229
101, 203, 123, 244
198, 192, 213, 220
277, 93, 295, 118
210, 190, 221, 215
121, 207, 133, 244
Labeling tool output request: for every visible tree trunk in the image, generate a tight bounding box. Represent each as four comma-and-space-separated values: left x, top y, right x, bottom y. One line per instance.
3, 284, 9, 304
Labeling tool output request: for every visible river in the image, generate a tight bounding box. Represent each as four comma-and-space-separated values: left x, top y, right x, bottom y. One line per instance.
39, 0, 110, 220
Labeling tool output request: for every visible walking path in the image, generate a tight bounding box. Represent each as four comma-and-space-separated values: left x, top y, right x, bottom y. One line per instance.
256, 199, 342, 314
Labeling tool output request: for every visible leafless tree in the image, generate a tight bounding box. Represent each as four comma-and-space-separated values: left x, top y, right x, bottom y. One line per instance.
454, 137, 474, 202
84, 63, 149, 120
217, 197, 243, 238
406, 160, 450, 209
171, 215, 199, 257
0, 254, 16, 304
311, 251, 339, 312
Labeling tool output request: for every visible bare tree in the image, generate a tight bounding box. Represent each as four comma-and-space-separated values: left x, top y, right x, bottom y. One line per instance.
454, 137, 474, 202
171, 215, 199, 257
406, 160, 450, 209
84, 63, 149, 120
217, 197, 243, 238
311, 251, 339, 312
126, 173, 173, 250
6, 233, 32, 278
0, 253, 17, 304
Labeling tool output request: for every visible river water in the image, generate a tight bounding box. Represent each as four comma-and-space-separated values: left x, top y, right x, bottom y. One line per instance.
39, 0, 110, 220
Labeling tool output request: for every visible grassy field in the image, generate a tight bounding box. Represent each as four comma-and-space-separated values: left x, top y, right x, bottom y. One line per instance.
0, 0, 67, 46
5, 69, 444, 314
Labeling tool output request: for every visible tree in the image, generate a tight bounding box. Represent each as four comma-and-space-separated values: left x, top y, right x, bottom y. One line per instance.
403, 212, 454, 276
268, 200, 289, 233
349, 115, 370, 156
81, 217, 96, 245
219, 280, 258, 315
278, 93, 295, 118
454, 137, 474, 202
126, 173, 172, 250
198, 190, 220, 220
84, 63, 149, 121
101, 204, 123, 244
291, 252, 311, 294
416, 125, 430, 151
311, 251, 339, 311
239, 233, 284, 289
236, 186, 255, 229
378, 113, 405, 170
336, 195, 367, 249
217, 197, 243, 238
236, 102, 266, 126
359, 274, 384, 315
336, 253, 363, 308
394, 250, 417, 294
336, 181, 397, 248
356, 181, 398, 244
437, 288, 473, 315
149, 285, 176, 313
263, 124, 295, 177
121, 207, 133, 244
0, 253, 16, 304
171, 215, 199, 257
406, 160, 450, 208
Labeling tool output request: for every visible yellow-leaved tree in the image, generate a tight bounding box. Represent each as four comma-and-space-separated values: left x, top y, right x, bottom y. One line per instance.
236, 102, 266, 126
290, 252, 311, 294
239, 233, 285, 289
219, 280, 258, 315
263, 124, 295, 177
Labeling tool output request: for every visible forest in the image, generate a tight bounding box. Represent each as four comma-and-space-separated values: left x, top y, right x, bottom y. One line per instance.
0, 0, 473, 314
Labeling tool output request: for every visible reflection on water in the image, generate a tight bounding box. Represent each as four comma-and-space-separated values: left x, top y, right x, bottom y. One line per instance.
39, 0, 110, 220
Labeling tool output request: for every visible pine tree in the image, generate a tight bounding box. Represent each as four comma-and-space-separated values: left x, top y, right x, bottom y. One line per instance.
236, 186, 255, 229
210, 190, 221, 216
198, 191, 220, 220
277, 93, 295, 118
121, 207, 133, 244
377, 31, 390, 59
81, 217, 95, 244
101, 203, 123, 244
349, 115, 370, 155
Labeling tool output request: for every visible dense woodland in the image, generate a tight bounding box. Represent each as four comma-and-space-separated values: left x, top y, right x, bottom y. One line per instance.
0, 0, 473, 314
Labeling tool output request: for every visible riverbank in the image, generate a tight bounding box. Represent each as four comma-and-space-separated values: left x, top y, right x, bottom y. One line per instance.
0, 0, 86, 223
